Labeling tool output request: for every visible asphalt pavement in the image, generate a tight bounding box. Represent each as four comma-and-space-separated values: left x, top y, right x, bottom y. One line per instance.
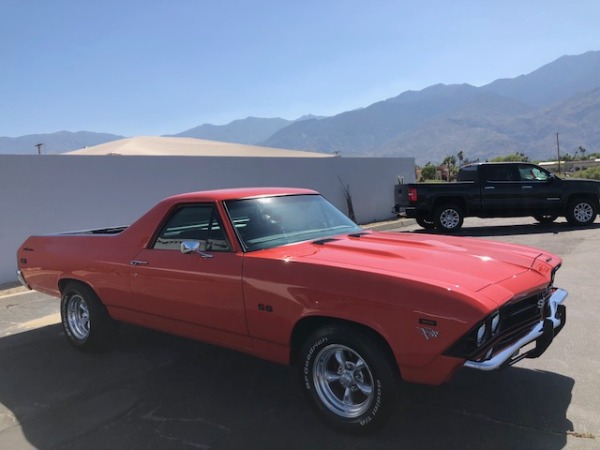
1, 216, 599, 449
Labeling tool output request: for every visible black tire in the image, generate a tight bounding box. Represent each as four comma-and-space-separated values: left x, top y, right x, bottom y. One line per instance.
533, 214, 558, 224
416, 217, 436, 230
565, 198, 598, 226
299, 325, 399, 433
433, 204, 464, 232
60, 282, 120, 351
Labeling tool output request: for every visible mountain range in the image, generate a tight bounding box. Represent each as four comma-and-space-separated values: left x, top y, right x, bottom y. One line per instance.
2, 50, 600, 164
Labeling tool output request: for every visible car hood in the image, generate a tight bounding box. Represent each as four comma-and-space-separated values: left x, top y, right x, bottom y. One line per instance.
270, 231, 556, 295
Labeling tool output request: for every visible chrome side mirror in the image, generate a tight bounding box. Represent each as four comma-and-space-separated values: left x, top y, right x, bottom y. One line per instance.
181, 240, 213, 258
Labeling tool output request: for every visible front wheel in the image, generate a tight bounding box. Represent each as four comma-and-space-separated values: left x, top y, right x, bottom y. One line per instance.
433, 204, 464, 232
299, 326, 399, 433
60, 282, 120, 351
565, 198, 598, 226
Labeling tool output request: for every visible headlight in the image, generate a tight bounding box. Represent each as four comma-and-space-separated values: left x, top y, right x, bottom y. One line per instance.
491, 313, 500, 334
476, 323, 486, 347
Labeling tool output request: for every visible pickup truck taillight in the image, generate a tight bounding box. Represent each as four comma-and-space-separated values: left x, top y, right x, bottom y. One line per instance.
408, 187, 418, 203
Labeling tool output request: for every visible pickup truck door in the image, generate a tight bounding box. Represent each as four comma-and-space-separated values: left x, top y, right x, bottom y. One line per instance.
128, 203, 249, 344
480, 165, 529, 213
514, 164, 563, 212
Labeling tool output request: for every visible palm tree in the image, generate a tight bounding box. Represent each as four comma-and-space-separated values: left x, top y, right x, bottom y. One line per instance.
442, 155, 457, 181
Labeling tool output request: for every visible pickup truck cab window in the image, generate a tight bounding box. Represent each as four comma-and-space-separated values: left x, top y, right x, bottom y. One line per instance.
456, 165, 478, 182
481, 164, 519, 182
153, 204, 231, 252
517, 164, 551, 182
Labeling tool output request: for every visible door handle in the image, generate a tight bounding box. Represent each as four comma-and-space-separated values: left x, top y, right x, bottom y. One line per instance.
130, 260, 149, 266
484, 186, 495, 190
521, 185, 533, 189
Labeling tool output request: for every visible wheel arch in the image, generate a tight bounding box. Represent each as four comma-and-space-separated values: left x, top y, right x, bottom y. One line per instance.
431, 196, 467, 214
58, 278, 95, 296
289, 315, 401, 377
565, 193, 600, 209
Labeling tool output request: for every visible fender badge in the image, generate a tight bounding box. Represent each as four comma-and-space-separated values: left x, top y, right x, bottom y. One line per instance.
417, 327, 439, 341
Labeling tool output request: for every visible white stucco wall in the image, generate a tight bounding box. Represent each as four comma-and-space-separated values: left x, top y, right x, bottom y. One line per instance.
0, 155, 415, 284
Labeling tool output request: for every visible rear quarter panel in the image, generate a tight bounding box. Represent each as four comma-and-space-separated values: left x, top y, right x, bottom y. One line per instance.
18, 233, 136, 304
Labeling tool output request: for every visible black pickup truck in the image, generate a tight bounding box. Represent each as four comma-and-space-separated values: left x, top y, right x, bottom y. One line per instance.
395, 162, 600, 232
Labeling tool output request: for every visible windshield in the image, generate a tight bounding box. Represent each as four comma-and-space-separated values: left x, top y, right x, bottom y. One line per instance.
224, 194, 362, 251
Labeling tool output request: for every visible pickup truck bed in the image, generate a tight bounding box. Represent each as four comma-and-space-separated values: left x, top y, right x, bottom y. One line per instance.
50, 226, 128, 236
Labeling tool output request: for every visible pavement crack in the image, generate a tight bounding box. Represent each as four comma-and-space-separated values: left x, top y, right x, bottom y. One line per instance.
141, 407, 232, 432
452, 409, 598, 441
566, 430, 597, 440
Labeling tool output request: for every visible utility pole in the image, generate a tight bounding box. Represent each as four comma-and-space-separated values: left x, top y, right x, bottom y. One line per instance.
555, 133, 561, 174
35, 143, 43, 155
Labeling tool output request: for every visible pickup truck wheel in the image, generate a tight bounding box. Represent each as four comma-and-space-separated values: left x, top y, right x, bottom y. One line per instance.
60, 283, 119, 351
434, 204, 464, 232
533, 214, 558, 224
566, 198, 598, 226
416, 218, 436, 230
299, 326, 398, 433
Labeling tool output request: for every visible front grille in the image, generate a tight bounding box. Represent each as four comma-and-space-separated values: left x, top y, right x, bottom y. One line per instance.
444, 287, 551, 360
500, 289, 549, 334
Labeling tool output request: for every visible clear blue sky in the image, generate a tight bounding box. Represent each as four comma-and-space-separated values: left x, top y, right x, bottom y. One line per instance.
2, 0, 599, 137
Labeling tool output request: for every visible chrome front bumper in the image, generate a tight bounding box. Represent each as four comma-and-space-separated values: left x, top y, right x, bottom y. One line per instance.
464, 288, 567, 371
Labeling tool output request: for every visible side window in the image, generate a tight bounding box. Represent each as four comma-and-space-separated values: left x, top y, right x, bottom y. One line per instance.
483, 165, 518, 182
518, 165, 550, 181
457, 165, 478, 182
153, 204, 230, 251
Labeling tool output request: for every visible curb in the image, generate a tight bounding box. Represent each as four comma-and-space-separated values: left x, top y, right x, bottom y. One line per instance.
0, 281, 28, 298
362, 218, 416, 231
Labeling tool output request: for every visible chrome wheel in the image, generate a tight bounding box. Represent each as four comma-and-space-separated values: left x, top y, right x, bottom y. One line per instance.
66, 294, 90, 341
439, 208, 461, 230
61, 283, 120, 351
313, 344, 374, 418
300, 326, 398, 432
573, 202, 594, 223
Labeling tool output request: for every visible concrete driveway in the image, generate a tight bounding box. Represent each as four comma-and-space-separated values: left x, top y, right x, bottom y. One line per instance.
1, 217, 598, 449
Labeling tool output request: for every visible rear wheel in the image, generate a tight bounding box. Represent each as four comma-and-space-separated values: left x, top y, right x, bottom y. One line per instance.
299, 325, 399, 433
60, 282, 120, 351
566, 198, 597, 226
433, 204, 464, 232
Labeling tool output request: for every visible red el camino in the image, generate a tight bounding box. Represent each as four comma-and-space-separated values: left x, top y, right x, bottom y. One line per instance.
16, 188, 567, 432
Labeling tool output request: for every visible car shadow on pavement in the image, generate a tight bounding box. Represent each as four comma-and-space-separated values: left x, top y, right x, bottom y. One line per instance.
412, 221, 600, 237
0, 323, 576, 450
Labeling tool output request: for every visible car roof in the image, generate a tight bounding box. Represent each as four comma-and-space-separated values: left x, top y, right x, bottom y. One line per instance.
462, 161, 532, 168
164, 187, 319, 203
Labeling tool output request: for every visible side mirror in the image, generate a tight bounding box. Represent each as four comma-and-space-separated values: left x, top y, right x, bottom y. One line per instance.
181, 240, 213, 258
